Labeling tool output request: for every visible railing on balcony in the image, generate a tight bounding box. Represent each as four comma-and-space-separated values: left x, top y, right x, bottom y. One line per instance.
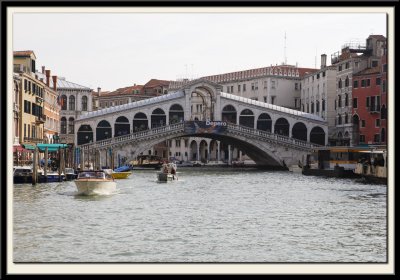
23, 137, 45, 144
35, 114, 46, 124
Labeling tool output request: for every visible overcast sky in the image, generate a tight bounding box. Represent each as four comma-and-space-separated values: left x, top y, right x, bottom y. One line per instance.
12, 10, 387, 91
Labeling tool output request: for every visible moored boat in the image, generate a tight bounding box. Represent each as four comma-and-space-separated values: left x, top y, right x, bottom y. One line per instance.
353, 149, 387, 184
74, 170, 117, 195
13, 166, 33, 184
129, 155, 163, 170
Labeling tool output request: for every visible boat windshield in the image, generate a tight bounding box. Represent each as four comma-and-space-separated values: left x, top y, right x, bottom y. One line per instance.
77, 171, 105, 179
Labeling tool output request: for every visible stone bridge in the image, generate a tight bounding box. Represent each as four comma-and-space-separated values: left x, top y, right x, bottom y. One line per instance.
75, 79, 328, 168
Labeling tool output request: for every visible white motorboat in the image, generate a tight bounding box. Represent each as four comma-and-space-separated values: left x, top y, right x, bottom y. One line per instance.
157, 162, 178, 182
74, 170, 117, 195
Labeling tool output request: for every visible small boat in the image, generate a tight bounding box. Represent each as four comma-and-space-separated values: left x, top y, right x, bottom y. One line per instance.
64, 168, 78, 181
157, 162, 178, 182
129, 155, 163, 170
39, 171, 66, 183
13, 166, 33, 184
103, 168, 132, 179
353, 148, 387, 184
74, 170, 117, 195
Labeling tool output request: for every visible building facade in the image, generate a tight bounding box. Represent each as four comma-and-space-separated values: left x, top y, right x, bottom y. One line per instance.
13, 51, 46, 145
330, 35, 386, 146
300, 55, 337, 142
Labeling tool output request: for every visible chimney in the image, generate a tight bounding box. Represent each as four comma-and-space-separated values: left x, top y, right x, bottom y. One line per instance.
321, 54, 327, 69
42, 66, 45, 74
52, 76, 57, 92
45, 70, 51, 87
97, 87, 101, 94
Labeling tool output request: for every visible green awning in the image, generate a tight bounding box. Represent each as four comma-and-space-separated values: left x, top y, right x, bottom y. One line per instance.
37, 144, 68, 152
22, 143, 68, 152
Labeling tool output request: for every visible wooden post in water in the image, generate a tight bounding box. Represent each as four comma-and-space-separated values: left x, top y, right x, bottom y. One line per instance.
58, 147, 62, 182
80, 148, 84, 171
44, 147, 48, 179
32, 146, 38, 185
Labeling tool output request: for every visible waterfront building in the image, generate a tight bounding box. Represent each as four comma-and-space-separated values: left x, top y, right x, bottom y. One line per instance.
36, 70, 94, 145
330, 34, 386, 146
13, 51, 45, 145
300, 55, 337, 143
351, 41, 387, 145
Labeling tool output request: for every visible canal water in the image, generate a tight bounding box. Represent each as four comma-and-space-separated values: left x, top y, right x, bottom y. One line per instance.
12, 168, 387, 263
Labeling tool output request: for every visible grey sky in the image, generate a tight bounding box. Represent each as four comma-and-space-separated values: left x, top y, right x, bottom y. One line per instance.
13, 11, 387, 91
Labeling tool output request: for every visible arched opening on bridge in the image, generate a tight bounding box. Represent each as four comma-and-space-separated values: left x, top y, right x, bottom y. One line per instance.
219, 142, 229, 161
222, 105, 237, 124
292, 122, 307, 141
190, 140, 198, 161
209, 140, 219, 161
310, 126, 326, 146
114, 116, 130, 137
133, 112, 148, 132
274, 118, 289, 136
151, 108, 166, 128
169, 104, 184, 124
239, 109, 254, 128
77, 124, 93, 145
96, 120, 112, 141
199, 140, 208, 163
257, 113, 272, 132
190, 87, 215, 121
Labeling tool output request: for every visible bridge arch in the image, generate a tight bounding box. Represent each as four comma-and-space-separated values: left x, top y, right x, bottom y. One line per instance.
310, 126, 326, 145
96, 120, 112, 141
169, 104, 184, 124
133, 112, 149, 132
292, 122, 307, 141
77, 124, 93, 145
151, 108, 166, 128
274, 117, 289, 136
239, 109, 254, 128
114, 116, 130, 137
222, 104, 237, 124
256, 113, 272, 132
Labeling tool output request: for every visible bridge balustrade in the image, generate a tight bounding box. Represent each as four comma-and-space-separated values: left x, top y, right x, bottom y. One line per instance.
79, 122, 320, 153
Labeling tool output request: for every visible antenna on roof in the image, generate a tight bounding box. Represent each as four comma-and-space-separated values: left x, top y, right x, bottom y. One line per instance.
284, 31, 287, 65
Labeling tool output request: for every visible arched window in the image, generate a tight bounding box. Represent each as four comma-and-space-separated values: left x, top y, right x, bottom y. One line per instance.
344, 113, 348, 124
345, 76, 349, 87
338, 95, 342, 107
68, 117, 74, 134
222, 105, 237, 124
82, 96, 88, 111
60, 117, 67, 134
338, 79, 342, 89
61, 95, 67, 110
69, 96, 75, 111
338, 114, 342, 125
345, 93, 349, 106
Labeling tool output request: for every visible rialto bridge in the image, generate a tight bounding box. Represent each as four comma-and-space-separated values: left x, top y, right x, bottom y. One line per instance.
74, 79, 328, 169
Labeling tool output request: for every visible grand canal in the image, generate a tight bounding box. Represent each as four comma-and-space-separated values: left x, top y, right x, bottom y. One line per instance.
12, 168, 387, 263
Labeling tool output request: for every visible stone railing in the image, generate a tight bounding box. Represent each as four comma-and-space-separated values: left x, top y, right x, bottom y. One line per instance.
226, 123, 321, 150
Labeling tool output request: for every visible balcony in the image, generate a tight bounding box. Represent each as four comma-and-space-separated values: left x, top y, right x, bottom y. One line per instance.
35, 114, 46, 124
13, 64, 28, 73
369, 105, 380, 113
23, 137, 45, 144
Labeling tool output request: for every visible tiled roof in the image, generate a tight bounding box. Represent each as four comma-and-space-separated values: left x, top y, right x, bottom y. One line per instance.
169, 65, 318, 89
13, 50, 35, 57
143, 79, 170, 88
36, 72, 91, 90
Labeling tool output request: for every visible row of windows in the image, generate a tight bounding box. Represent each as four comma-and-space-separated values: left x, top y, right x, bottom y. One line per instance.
24, 79, 43, 97
23, 123, 42, 139
23, 100, 43, 116
100, 99, 128, 108
225, 80, 280, 94
301, 100, 326, 113
60, 95, 88, 111
60, 117, 75, 134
